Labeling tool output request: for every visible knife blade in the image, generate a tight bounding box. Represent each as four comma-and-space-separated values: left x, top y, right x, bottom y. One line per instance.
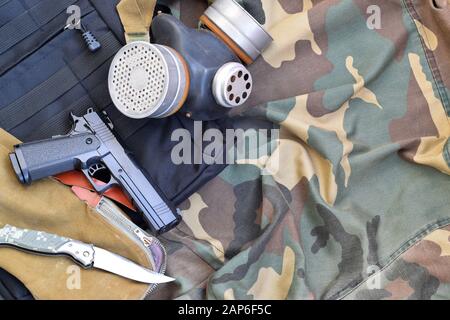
0, 224, 174, 284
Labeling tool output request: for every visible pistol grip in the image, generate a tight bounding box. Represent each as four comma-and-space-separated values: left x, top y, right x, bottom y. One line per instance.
10, 133, 100, 184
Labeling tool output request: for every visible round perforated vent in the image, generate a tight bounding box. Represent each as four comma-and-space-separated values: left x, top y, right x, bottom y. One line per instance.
212, 62, 252, 108
108, 42, 189, 119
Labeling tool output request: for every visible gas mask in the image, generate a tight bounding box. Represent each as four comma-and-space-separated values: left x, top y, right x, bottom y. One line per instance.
108, 0, 272, 121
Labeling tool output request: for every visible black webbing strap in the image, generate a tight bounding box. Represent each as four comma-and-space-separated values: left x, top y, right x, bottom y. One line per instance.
0, 31, 121, 131
25, 86, 150, 143
1, 68, 78, 131
26, 95, 93, 141
0, 0, 78, 54
26, 80, 114, 141
87, 79, 112, 109
0, 0, 11, 8
111, 109, 151, 140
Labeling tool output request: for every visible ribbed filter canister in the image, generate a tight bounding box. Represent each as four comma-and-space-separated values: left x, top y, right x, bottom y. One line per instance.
108, 41, 189, 119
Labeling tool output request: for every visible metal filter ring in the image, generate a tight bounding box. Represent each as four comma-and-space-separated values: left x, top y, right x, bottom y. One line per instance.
108, 41, 189, 119
201, 0, 273, 64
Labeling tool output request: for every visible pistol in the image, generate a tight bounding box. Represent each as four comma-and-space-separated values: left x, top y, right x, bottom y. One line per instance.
8, 109, 181, 234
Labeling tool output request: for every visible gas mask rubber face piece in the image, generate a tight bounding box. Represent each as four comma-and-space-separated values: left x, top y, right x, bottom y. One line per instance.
108, 1, 272, 120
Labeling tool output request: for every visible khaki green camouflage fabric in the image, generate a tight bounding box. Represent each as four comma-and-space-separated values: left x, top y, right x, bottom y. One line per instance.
153, 0, 450, 300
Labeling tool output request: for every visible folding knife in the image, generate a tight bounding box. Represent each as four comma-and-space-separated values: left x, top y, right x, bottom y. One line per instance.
0, 225, 174, 284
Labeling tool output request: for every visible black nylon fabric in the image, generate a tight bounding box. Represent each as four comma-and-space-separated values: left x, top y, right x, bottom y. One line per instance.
0, 268, 33, 300
0, 0, 264, 299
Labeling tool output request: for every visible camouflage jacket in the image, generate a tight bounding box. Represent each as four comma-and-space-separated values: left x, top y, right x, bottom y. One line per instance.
153, 0, 450, 300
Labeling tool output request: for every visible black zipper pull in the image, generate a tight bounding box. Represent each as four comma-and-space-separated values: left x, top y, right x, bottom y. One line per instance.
64, 20, 101, 53
79, 22, 101, 53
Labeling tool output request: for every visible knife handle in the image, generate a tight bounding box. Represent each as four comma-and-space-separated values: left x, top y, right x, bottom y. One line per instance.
0, 225, 94, 267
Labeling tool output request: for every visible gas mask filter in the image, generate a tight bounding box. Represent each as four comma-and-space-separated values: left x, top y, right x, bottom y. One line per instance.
109, 0, 272, 120
108, 42, 189, 119
200, 0, 273, 65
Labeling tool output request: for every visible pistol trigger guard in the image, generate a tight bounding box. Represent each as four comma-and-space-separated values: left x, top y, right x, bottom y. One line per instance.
102, 176, 120, 193
81, 169, 117, 194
